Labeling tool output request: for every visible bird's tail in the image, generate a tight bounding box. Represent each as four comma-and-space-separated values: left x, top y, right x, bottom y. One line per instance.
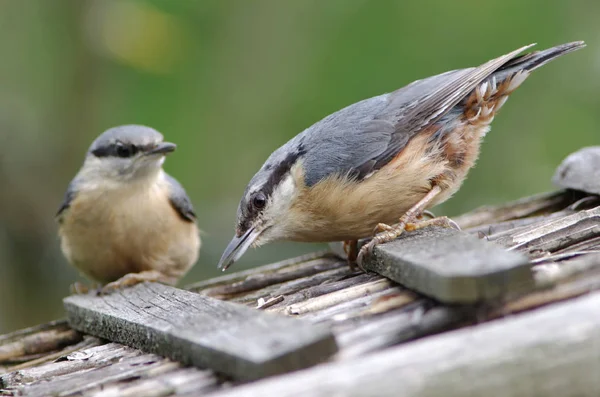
461, 41, 585, 128
498, 41, 586, 75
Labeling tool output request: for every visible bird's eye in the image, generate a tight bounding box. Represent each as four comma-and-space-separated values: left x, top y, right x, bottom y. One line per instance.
115, 143, 137, 158
252, 193, 267, 209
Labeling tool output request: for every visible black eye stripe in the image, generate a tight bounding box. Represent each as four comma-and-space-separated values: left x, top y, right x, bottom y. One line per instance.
91, 142, 142, 158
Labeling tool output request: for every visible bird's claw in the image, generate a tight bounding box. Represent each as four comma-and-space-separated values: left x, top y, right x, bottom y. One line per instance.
357, 222, 407, 270
98, 271, 174, 295
405, 216, 461, 232
355, 215, 459, 271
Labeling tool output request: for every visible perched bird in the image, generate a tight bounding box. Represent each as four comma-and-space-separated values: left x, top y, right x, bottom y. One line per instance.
57, 125, 200, 293
218, 41, 585, 271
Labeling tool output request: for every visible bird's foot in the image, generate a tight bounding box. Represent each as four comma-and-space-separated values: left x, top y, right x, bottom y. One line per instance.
405, 216, 461, 232
356, 184, 445, 271
357, 221, 409, 270
99, 270, 176, 295
355, 216, 457, 270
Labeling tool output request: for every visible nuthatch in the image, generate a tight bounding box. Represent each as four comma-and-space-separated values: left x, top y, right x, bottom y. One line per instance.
57, 125, 200, 293
218, 41, 585, 271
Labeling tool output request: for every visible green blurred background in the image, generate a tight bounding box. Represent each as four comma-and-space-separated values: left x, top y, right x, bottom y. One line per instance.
0, 0, 597, 333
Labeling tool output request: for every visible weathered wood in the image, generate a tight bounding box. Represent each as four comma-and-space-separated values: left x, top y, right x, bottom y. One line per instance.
210, 291, 600, 397
452, 190, 574, 229
488, 253, 600, 317
0, 319, 69, 344
465, 209, 572, 239
1, 336, 101, 375
90, 366, 219, 397
330, 290, 417, 322
269, 266, 355, 298
498, 206, 600, 253
365, 226, 533, 303
0, 326, 82, 364
286, 279, 393, 315
63, 282, 338, 381
225, 265, 356, 307
302, 287, 407, 323
335, 305, 470, 359
267, 272, 376, 311
553, 146, 600, 195
1, 342, 219, 397
9, 351, 187, 397
2, 343, 138, 388
185, 250, 332, 292
203, 257, 343, 298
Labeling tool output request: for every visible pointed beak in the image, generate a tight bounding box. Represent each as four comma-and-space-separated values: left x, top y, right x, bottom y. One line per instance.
217, 227, 262, 271
145, 142, 177, 156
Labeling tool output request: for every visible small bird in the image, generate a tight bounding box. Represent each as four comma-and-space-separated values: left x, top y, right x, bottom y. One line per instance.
57, 125, 200, 293
217, 41, 585, 271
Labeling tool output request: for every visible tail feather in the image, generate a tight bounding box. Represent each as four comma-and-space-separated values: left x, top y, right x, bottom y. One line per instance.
500, 41, 586, 73
461, 41, 585, 128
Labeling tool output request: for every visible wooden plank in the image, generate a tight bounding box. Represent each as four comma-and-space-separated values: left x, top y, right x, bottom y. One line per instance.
209, 291, 600, 397
185, 250, 331, 293
452, 190, 573, 230
345, 226, 533, 303
63, 283, 338, 381
0, 321, 82, 364
553, 146, 600, 195
495, 206, 600, 253
2, 342, 220, 397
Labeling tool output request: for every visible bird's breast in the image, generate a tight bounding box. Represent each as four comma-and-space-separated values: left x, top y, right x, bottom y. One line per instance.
59, 182, 199, 283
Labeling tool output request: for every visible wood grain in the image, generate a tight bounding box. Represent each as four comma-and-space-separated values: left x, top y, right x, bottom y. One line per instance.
209, 291, 600, 397
63, 282, 338, 381
365, 226, 533, 303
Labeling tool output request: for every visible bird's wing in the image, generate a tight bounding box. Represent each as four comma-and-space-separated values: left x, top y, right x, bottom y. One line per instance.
165, 174, 196, 222
301, 44, 535, 186
56, 180, 78, 221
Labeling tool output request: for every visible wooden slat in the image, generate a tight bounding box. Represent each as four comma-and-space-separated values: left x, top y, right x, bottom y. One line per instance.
495, 206, 600, 253
63, 283, 338, 381
209, 291, 600, 397
0, 320, 82, 364
363, 226, 533, 303
453, 190, 573, 230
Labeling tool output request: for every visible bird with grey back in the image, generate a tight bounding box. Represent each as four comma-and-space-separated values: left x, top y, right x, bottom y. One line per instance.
217, 41, 585, 271
57, 125, 200, 293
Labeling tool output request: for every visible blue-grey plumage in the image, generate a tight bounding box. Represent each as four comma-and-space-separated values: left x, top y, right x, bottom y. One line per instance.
57, 125, 200, 291
218, 41, 585, 270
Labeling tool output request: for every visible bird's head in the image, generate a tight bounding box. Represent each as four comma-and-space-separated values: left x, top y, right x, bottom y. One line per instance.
218, 140, 307, 270
79, 125, 176, 187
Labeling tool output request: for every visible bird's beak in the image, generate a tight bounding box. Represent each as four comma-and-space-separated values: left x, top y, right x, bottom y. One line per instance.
145, 142, 177, 156
218, 226, 262, 271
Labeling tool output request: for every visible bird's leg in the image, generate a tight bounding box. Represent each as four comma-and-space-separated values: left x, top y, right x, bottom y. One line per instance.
405, 216, 461, 232
357, 185, 443, 268
100, 270, 177, 295
343, 240, 359, 271
352, 224, 397, 272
